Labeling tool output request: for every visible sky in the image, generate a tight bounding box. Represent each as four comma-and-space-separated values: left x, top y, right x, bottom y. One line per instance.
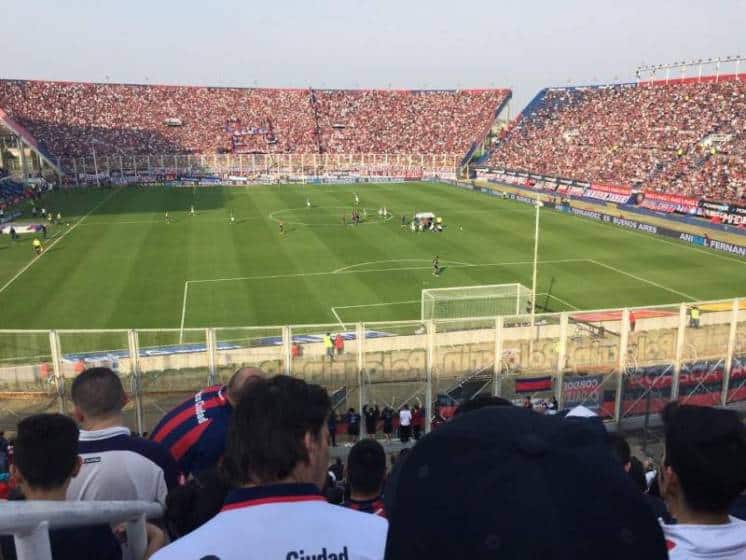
2, 0, 744, 112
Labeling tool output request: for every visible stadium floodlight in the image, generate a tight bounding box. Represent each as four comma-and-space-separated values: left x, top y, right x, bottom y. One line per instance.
421, 284, 532, 322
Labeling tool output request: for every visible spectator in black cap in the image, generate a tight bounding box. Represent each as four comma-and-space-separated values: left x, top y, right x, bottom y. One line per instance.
384, 406, 668, 559
658, 403, 746, 559
454, 394, 512, 416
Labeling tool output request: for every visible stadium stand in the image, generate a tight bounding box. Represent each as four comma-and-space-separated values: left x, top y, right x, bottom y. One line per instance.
0, 177, 32, 211
0, 80, 509, 163
486, 75, 746, 204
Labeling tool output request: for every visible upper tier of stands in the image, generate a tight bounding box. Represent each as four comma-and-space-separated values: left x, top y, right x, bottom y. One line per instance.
486, 76, 746, 204
0, 80, 509, 160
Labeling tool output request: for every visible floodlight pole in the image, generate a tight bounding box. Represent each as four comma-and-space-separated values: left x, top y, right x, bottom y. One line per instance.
530, 195, 542, 326
91, 142, 101, 188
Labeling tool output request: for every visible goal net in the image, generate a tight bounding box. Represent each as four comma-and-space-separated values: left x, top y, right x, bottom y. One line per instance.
421, 283, 532, 321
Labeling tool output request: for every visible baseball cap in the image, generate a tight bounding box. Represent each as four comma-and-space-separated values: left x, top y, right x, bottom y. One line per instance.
384, 406, 667, 559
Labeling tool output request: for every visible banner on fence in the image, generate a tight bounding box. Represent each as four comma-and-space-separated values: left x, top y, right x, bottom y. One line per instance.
562, 374, 604, 412
515, 376, 552, 393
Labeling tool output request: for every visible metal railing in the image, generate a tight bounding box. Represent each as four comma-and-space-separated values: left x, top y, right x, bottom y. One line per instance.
0, 501, 163, 560
0, 297, 744, 433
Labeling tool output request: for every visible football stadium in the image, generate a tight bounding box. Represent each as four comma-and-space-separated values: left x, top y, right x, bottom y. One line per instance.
1, 2, 745, 559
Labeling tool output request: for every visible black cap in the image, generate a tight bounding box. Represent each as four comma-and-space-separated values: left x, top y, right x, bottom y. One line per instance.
384, 406, 667, 560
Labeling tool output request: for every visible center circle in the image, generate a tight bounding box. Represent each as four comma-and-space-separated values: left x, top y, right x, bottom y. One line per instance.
269, 206, 393, 227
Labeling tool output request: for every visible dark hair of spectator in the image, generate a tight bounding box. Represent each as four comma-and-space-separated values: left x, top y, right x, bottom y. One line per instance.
70, 367, 125, 417
224, 375, 331, 486
329, 457, 344, 482
323, 473, 344, 505
14, 414, 79, 490
347, 439, 386, 495
165, 468, 231, 539
606, 433, 631, 466
662, 402, 746, 513
628, 457, 648, 493
454, 395, 513, 416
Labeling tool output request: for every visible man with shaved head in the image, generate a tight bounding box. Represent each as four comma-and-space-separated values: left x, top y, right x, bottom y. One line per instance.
67, 367, 179, 506
151, 367, 263, 477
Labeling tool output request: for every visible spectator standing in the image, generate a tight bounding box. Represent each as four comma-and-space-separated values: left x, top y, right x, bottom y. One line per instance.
150, 367, 262, 477
658, 403, 746, 559
323, 333, 334, 361
412, 405, 424, 441
151, 375, 387, 560
689, 306, 701, 328
606, 433, 670, 522
381, 406, 394, 443
364, 404, 377, 439
344, 440, 386, 517
66, 367, 180, 506
328, 410, 337, 447
629, 310, 637, 333
346, 408, 361, 443
548, 396, 559, 413
2, 414, 154, 560
398, 404, 412, 443
334, 333, 344, 355
0, 431, 8, 473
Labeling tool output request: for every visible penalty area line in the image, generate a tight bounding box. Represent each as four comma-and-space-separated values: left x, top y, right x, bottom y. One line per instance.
535, 292, 580, 311
330, 307, 348, 331
587, 259, 698, 301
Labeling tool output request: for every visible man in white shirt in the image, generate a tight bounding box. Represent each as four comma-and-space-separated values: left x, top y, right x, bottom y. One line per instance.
152, 375, 388, 560
66, 367, 180, 506
398, 404, 412, 443
658, 403, 746, 559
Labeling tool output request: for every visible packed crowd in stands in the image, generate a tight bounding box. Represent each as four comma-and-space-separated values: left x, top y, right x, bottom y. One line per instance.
0, 173, 39, 215
0, 80, 508, 161
1, 366, 744, 559
487, 79, 746, 204
312, 89, 505, 155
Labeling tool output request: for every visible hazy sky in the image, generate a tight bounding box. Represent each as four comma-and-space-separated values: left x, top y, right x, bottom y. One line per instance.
3, 0, 744, 112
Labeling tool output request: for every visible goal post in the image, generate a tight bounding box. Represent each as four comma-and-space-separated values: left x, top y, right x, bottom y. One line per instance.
421, 283, 533, 321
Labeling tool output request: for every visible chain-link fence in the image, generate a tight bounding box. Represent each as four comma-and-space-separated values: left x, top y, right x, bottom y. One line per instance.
1, 297, 743, 434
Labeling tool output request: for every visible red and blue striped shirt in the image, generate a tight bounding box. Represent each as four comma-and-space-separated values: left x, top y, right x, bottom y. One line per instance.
150, 385, 231, 477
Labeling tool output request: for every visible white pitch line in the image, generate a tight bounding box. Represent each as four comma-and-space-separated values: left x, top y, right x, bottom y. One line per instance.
588, 259, 698, 301
333, 259, 474, 274
563, 206, 746, 266
546, 294, 580, 310
330, 307, 347, 330
189, 258, 590, 285
80, 216, 268, 226
0, 188, 120, 297
179, 281, 190, 344
334, 300, 419, 310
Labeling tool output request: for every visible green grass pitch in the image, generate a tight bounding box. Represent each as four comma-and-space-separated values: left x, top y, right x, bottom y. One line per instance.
0, 181, 744, 332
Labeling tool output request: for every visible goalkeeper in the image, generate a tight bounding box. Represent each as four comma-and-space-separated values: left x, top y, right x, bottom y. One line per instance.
432, 256, 441, 277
